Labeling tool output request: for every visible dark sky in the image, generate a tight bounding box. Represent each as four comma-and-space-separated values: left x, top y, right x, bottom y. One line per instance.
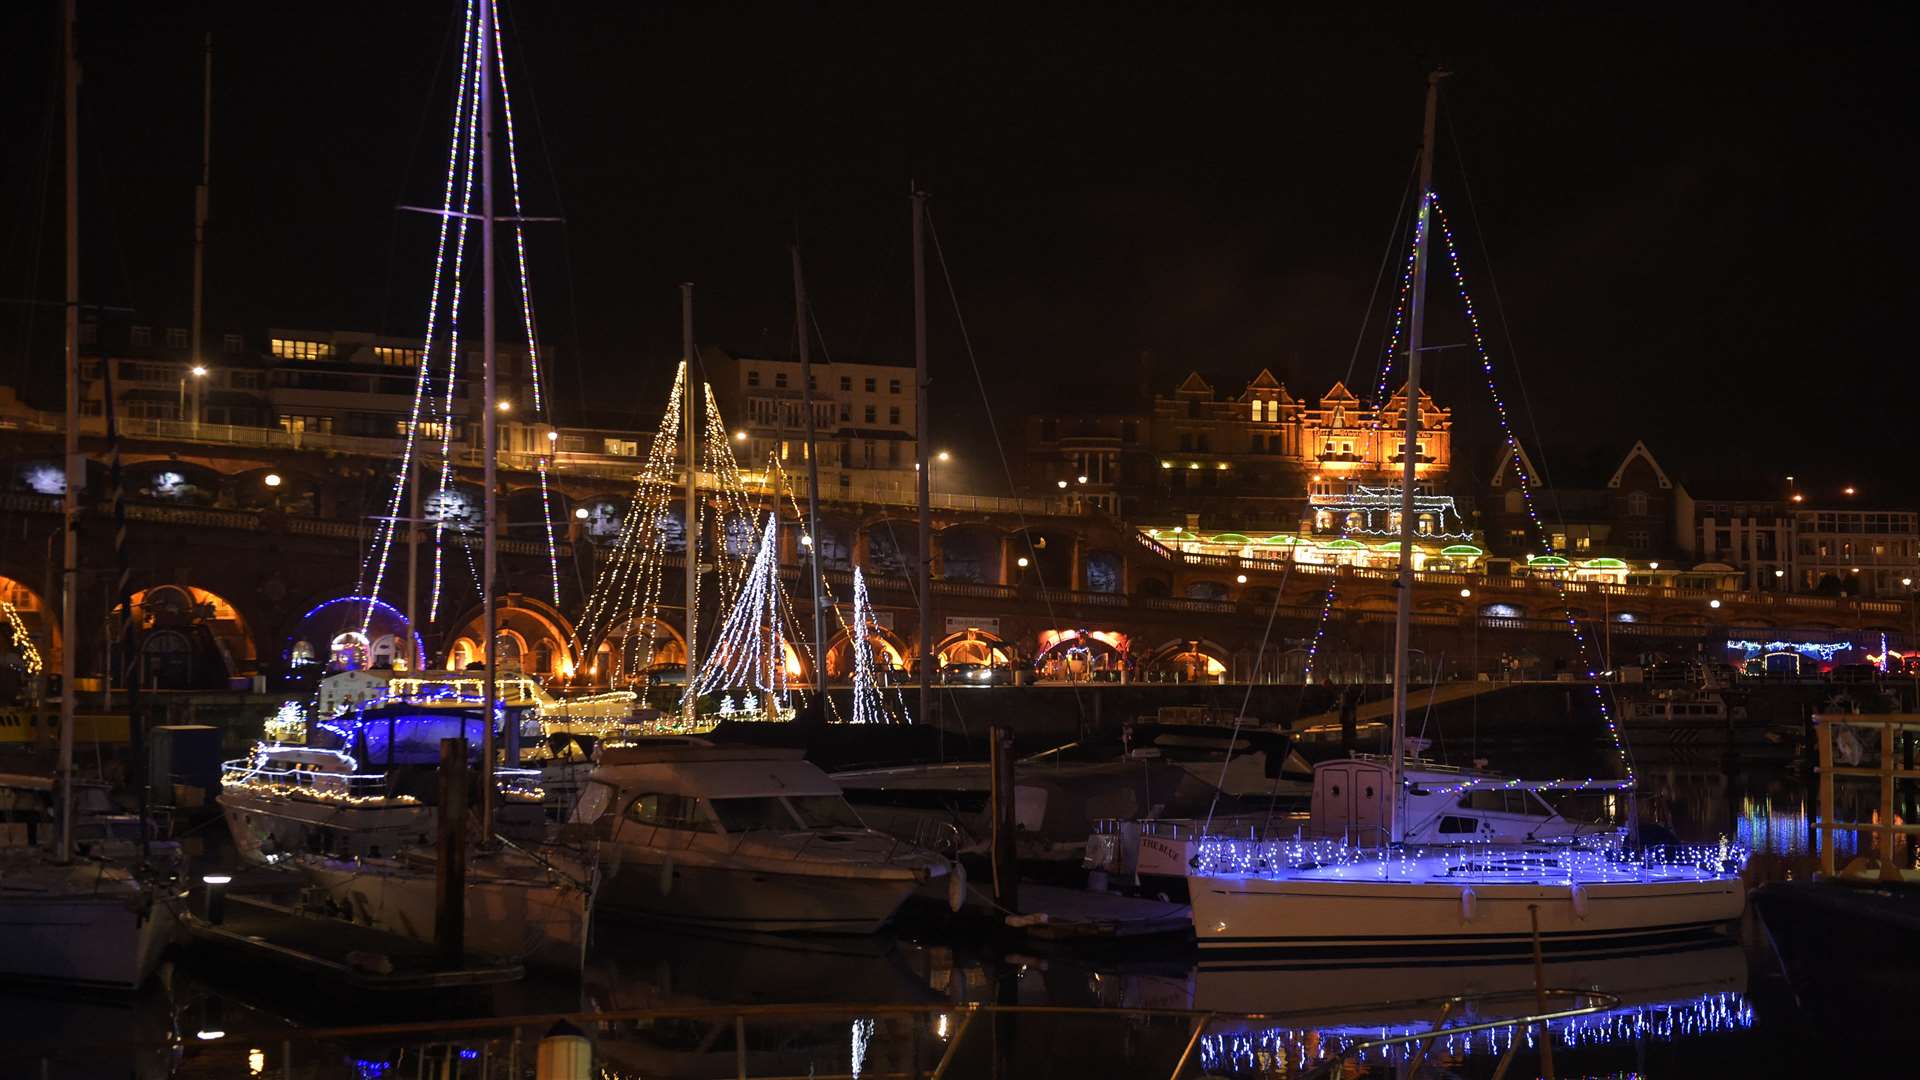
3, 2, 1915, 502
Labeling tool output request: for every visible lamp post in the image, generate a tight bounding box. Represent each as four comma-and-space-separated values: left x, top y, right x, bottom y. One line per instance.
180, 365, 208, 434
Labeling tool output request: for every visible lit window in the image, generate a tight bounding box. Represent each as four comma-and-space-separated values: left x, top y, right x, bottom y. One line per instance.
373, 346, 421, 367
270, 338, 333, 362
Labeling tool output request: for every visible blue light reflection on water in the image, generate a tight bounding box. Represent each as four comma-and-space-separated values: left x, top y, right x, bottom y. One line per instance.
1198, 991, 1756, 1076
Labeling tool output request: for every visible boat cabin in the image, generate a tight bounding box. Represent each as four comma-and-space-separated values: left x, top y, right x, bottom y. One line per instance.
573, 745, 869, 838
1310, 756, 1592, 845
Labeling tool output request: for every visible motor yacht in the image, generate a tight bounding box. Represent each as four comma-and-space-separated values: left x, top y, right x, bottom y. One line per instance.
572, 743, 948, 933
218, 700, 546, 864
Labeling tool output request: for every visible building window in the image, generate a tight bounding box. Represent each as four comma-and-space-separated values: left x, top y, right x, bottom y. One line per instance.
888, 405, 900, 425
270, 338, 333, 362
888, 441, 901, 466
165, 328, 188, 349
839, 403, 850, 422
1251, 434, 1265, 453
1179, 434, 1193, 451
840, 376, 851, 391
747, 370, 760, 387
889, 378, 901, 394
864, 405, 876, 423
1575, 535, 1592, 551
373, 346, 421, 367
864, 377, 876, 392
131, 326, 151, 347
223, 332, 243, 353
1627, 530, 1649, 551
774, 372, 788, 389
279, 414, 335, 435
1627, 491, 1649, 516
80, 322, 98, 345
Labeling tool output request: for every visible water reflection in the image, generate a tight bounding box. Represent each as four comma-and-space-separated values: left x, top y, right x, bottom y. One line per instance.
1, 771, 1801, 1077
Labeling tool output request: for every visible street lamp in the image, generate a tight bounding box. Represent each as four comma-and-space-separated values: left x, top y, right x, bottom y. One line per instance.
262, 473, 282, 488
1016, 556, 1030, 568
573, 507, 589, 520
1709, 599, 1722, 609
496, 400, 512, 413
1076, 475, 1088, 484
734, 430, 747, 442
1460, 587, 1472, 598
1236, 573, 1248, 584
180, 365, 209, 433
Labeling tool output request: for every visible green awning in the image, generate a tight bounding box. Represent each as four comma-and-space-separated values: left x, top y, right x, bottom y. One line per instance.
1527, 554, 1571, 567
1440, 544, 1484, 557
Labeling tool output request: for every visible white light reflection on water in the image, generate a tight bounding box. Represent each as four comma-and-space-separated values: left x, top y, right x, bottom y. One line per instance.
1198, 992, 1755, 1076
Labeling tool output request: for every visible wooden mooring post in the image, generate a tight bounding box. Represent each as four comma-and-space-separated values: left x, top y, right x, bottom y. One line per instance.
436, 737, 469, 964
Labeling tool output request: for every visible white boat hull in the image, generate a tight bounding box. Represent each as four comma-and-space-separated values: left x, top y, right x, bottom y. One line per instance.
0, 883, 176, 990
1190, 872, 1744, 959
303, 855, 592, 970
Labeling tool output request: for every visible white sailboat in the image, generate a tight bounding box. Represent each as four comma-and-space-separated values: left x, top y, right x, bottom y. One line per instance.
1184, 72, 1746, 959
0, 0, 175, 991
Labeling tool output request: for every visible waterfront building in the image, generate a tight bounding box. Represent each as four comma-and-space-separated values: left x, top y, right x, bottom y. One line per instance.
699, 345, 921, 502
1024, 368, 1455, 531
75, 320, 544, 450
1484, 440, 1682, 564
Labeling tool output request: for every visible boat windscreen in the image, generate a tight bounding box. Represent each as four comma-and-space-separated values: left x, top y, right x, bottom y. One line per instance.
785, 795, 866, 831
707, 796, 798, 834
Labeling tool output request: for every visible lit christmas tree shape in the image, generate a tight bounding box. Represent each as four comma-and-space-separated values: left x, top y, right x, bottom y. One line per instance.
685, 513, 798, 722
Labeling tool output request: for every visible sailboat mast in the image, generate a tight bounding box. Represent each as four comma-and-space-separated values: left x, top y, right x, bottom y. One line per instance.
56, 0, 79, 865
1390, 70, 1444, 844
911, 188, 931, 727
792, 245, 828, 698
478, 0, 498, 840
189, 33, 210, 435
680, 284, 697, 725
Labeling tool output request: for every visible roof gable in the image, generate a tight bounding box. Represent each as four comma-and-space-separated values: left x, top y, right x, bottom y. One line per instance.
1173, 371, 1214, 398
1607, 440, 1672, 490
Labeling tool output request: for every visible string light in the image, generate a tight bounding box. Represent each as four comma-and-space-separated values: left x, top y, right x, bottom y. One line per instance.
1429, 193, 1633, 783
684, 513, 799, 720
1199, 991, 1754, 1074
1, 600, 43, 678
1725, 638, 1852, 661
359, 0, 565, 628
359, 0, 479, 632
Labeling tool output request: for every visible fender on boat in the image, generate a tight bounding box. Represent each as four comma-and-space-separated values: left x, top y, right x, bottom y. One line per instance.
1460, 885, 1477, 923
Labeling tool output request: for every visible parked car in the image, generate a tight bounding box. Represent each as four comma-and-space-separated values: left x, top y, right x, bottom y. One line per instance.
940, 662, 1009, 686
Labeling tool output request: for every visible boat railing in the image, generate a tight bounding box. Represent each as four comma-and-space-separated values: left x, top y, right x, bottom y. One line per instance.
128, 993, 1638, 1080
1812, 711, 1920, 883
221, 758, 548, 805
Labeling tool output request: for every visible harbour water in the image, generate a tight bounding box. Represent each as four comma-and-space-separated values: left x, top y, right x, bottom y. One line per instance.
0, 771, 1842, 1078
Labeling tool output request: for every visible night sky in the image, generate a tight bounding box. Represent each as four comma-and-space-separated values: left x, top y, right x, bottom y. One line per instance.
3, 3, 1915, 502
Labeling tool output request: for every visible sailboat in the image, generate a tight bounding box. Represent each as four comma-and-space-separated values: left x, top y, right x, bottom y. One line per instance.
0, 0, 176, 991
242, 0, 597, 970
1183, 72, 1746, 959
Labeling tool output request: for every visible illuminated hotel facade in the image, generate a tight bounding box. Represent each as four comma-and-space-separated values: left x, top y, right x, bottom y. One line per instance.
1025, 367, 1455, 532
